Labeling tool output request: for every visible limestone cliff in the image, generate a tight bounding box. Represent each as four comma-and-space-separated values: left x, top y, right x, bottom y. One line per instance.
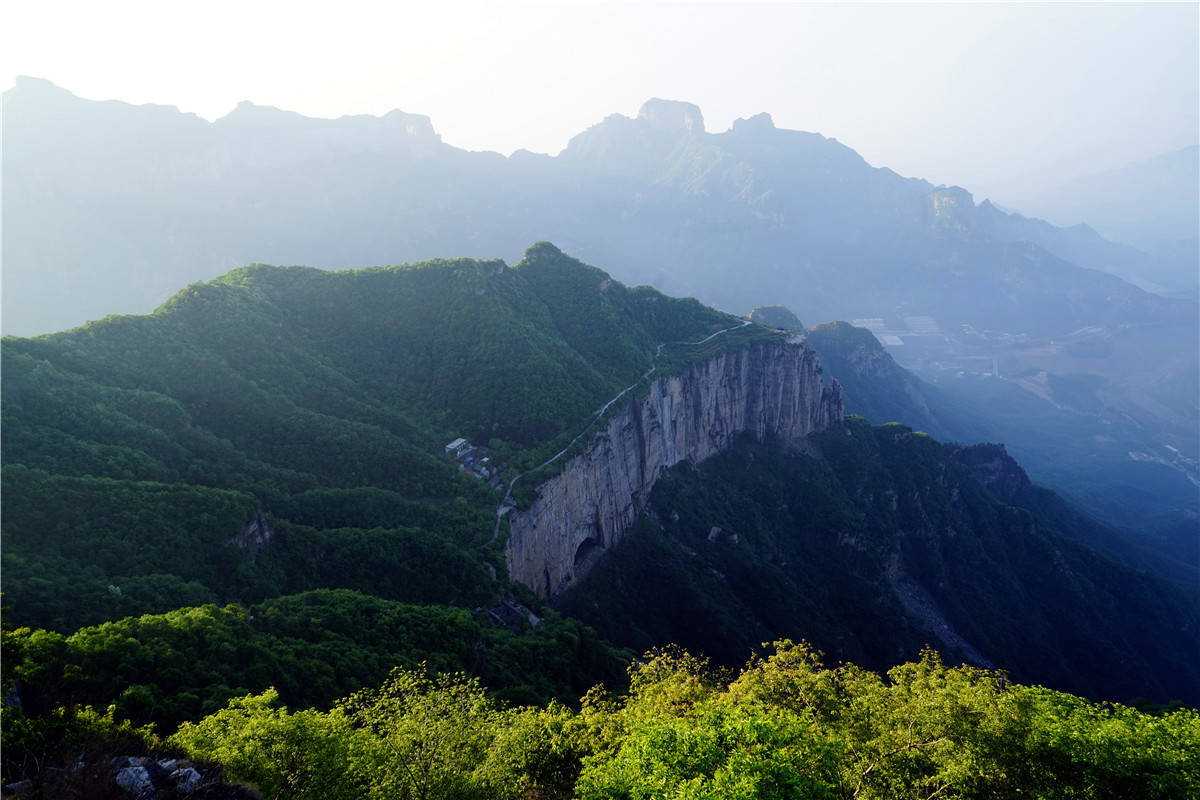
505, 337, 844, 597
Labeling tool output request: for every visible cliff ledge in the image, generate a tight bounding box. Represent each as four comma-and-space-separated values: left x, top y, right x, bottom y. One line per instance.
505, 338, 843, 597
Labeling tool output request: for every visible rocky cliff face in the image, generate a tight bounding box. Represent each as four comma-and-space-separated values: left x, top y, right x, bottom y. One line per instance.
505, 337, 844, 597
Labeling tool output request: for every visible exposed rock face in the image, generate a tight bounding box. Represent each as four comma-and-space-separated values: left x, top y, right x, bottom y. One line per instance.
732, 112, 776, 134
638, 98, 705, 134
929, 186, 978, 232
226, 509, 273, 565
505, 338, 843, 597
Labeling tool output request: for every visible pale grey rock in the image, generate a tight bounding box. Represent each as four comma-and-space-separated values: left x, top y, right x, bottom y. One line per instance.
115, 766, 152, 796
506, 339, 843, 596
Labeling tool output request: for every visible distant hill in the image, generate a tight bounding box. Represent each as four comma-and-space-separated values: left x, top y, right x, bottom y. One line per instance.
747, 305, 805, 332
804, 319, 1199, 587
1025, 146, 1199, 292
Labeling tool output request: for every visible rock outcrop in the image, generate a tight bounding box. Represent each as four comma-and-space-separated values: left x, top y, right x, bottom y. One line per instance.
505, 338, 843, 597
637, 98, 705, 134
225, 509, 273, 565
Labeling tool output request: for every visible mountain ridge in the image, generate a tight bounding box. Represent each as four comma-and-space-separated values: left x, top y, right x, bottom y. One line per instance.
5, 78, 1189, 334
0, 245, 763, 632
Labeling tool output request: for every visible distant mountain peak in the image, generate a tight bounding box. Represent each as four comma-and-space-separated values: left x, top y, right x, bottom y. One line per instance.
379, 108, 440, 140
933, 185, 975, 204
637, 98, 705, 134
216, 100, 311, 128
731, 112, 775, 134
213, 100, 441, 143
524, 240, 564, 260
747, 304, 804, 332
225, 99, 287, 115
11, 74, 64, 92
930, 185, 978, 231
4, 76, 76, 105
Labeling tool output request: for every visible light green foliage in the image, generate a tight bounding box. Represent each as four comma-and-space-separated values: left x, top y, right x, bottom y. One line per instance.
171, 689, 364, 800
576, 641, 1200, 800
151, 643, 1200, 800
1020, 687, 1200, 798
171, 668, 588, 800
476, 702, 594, 800
339, 668, 498, 800
577, 647, 838, 799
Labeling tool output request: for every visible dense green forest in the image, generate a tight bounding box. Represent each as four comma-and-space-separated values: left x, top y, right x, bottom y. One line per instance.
4, 246, 1198, 795
3, 590, 628, 733
1, 243, 754, 632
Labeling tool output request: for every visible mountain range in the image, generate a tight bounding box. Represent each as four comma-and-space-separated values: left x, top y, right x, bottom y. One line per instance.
3, 78, 1194, 336
1025, 145, 1199, 290
7, 76, 1192, 586
4, 71, 1200, 798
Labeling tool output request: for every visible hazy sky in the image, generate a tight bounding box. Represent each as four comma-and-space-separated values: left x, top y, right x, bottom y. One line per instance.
3, 1, 1197, 208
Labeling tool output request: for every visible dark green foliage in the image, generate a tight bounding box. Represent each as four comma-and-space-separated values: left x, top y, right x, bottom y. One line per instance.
561, 434, 922, 671
1, 463, 499, 631
0, 704, 163, 797
805, 321, 974, 441
2, 466, 255, 631
2, 247, 733, 632
4, 590, 629, 733
2, 249, 690, 761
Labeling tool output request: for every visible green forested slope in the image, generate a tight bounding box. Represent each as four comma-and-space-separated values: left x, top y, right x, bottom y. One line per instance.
1, 243, 740, 633
805, 319, 1200, 586
562, 418, 1200, 706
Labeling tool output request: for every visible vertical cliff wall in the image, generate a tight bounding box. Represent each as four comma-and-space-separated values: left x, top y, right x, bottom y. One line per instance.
505, 337, 844, 597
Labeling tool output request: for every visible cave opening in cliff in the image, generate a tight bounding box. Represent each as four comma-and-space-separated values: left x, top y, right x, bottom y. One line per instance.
573, 536, 604, 578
